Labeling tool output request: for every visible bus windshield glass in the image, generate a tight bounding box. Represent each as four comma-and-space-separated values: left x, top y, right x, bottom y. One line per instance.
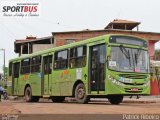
109, 46, 150, 73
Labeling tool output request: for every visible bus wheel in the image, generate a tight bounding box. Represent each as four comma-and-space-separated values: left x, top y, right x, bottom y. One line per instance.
25, 86, 33, 102
108, 95, 123, 105
51, 97, 65, 103
75, 83, 89, 104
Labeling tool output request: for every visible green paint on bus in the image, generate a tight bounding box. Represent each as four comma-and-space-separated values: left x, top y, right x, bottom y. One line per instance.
7, 34, 150, 104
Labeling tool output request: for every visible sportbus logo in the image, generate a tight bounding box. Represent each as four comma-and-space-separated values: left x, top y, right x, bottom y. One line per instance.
0, 0, 40, 18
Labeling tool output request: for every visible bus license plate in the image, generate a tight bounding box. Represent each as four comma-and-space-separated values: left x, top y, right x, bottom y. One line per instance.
131, 88, 138, 91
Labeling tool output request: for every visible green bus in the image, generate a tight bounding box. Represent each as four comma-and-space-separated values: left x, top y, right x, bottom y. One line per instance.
8, 34, 150, 104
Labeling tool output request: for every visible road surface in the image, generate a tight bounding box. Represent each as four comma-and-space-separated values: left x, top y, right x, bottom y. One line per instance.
0, 97, 160, 114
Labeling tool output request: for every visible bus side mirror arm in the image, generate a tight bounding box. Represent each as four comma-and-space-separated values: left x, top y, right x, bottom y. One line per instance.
106, 56, 111, 63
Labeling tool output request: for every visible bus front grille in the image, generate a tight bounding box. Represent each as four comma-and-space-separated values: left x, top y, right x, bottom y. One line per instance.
119, 74, 147, 79
123, 83, 144, 86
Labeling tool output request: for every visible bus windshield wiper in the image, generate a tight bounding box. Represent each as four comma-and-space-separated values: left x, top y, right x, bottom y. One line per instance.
119, 45, 131, 66
119, 45, 130, 59
137, 48, 142, 57
135, 48, 142, 65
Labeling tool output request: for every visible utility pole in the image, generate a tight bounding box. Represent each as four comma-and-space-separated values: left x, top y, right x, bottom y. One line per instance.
0, 48, 5, 86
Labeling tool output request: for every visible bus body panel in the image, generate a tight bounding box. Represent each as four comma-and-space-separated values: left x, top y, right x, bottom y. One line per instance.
29, 73, 41, 96
8, 34, 150, 99
12, 61, 20, 95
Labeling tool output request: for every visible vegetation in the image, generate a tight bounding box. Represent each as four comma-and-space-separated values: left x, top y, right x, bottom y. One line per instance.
154, 49, 160, 60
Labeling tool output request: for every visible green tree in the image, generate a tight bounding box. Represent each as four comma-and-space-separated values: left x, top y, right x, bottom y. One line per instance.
154, 49, 160, 60
3, 66, 8, 80
2, 66, 8, 87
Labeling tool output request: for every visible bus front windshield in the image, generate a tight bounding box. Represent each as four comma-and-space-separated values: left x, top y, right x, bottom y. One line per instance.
109, 46, 150, 73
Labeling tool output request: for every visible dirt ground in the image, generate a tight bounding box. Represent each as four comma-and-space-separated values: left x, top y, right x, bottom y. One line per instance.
0, 97, 160, 114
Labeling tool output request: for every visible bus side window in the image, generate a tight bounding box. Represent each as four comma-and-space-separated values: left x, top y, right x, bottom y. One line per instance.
9, 62, 12, 76
14, 62, 20, 78
48, 55, 53, 74
21, 58, 30, 74
31, 56, 41, 73
77, 46, 86, 67
69, 46, 86, 68
70, 48, 76, 68
54, 50, 68, 70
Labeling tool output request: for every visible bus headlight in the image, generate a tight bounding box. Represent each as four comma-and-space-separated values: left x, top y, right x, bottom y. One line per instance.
108, 75, 125, 86
143, 81, 150, 87
112, 79, 125, 86
108, 75, 113, 81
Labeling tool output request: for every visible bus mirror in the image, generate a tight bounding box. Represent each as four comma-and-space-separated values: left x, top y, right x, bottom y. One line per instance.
106, 56, 111, 63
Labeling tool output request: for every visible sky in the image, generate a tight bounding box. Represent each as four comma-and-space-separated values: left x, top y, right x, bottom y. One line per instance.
0, 0, 160, 73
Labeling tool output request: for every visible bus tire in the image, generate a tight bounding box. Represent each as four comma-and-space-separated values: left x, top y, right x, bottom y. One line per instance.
108, 95, 123, 105
75, 83, 89, 104
25, 86, 33, 102
51, 96, 65, 103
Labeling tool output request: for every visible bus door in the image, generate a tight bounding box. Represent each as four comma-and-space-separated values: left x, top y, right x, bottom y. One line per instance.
12, 62, 20, 95
42, 54, 53, 95
89, 44, 106, 94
